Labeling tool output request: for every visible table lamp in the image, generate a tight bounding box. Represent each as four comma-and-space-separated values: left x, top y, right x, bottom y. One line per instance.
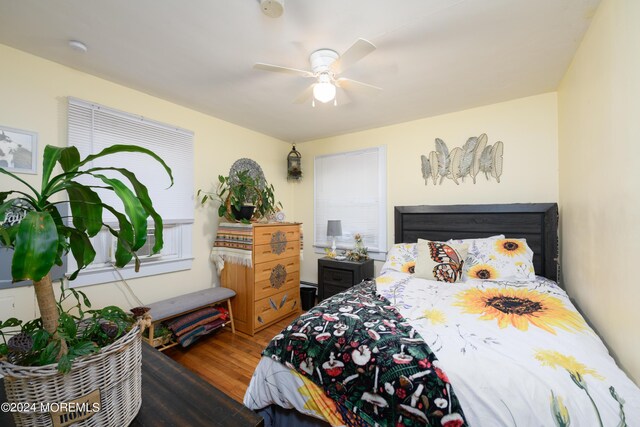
326, 220, 342, 254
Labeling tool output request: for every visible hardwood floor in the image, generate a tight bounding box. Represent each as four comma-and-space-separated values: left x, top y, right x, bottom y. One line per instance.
165, 312, 299, 404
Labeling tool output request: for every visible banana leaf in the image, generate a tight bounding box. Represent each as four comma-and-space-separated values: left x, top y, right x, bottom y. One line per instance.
78, 145, 173, 186
64, 226, 97, 280
86, 167, 164, 254
46, 205, 68, 266
101, 204, 138, 270
62, 183, 104, 237
91, 174, 149, 251
11, 211, 58, 282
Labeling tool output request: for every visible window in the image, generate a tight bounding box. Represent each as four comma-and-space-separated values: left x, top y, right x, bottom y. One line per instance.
314, 146, 387, 259
67, 98, 194, 287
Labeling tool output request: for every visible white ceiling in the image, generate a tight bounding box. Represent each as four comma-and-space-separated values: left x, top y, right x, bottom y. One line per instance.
0, 0, 599, 142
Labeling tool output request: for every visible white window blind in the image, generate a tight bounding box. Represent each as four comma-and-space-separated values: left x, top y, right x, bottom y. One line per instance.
67, 97, 194, 222
66, 98, 194, 287
314, 147, 387, 253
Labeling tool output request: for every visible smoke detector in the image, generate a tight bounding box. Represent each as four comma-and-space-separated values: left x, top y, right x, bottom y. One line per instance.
260, 0, 284, 18
68, 40, 88, 53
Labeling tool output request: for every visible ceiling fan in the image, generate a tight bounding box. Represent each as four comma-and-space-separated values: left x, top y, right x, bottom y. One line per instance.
254, 38, 382, 106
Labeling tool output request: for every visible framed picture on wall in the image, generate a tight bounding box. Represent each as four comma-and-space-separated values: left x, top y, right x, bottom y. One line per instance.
0, 125, 38, 174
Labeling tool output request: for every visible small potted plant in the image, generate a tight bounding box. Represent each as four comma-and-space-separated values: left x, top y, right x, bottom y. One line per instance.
0, 144, 171, 426
343, 233, 369, 262
198, 169, 281, 223
145, 324, 172, 348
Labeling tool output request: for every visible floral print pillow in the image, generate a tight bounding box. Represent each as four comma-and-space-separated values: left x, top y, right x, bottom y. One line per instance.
463, 236, 535, 281
380, 243, 417, 274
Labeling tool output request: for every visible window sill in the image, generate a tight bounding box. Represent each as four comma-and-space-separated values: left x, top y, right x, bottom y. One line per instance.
69, 257, 194, 288
312, 245, 387, 262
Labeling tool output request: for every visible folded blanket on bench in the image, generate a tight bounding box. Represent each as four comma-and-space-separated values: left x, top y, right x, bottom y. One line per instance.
166, 307, 222, 337
178, 318, 227, 347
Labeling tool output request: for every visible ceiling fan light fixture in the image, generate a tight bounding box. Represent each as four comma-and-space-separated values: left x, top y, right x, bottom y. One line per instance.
313, 82, 336, 104
253, 39, 379, 106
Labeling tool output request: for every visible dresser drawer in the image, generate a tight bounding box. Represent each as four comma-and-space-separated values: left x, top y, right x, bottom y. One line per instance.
255, 270, 299, 301
254, 288, 300, 330
254, 256, 299, 283
254, 225, 300, 246
254, 240, 300, 264
323, 267, 354, 286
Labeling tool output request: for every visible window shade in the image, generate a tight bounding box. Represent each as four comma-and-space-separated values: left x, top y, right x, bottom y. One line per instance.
314, 147, 386, 252
67, 98, 194, 222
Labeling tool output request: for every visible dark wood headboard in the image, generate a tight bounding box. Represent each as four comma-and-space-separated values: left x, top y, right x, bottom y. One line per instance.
394, 203, 559, 282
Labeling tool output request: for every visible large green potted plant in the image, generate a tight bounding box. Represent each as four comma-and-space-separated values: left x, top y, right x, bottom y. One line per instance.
198, 169, 281, 222
0, 144, 171, 427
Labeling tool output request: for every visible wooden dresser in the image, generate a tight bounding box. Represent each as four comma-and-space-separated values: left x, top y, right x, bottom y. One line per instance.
220, 223, 301, 335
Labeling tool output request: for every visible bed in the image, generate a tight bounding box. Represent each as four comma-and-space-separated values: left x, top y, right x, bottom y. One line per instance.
244, 203, 640, 426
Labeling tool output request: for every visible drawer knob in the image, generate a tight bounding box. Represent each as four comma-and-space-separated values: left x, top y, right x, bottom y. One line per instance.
270, 264, 287, 289
270, 231, 287, 255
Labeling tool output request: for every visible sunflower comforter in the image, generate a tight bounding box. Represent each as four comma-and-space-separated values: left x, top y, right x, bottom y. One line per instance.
245, 273, 640, 426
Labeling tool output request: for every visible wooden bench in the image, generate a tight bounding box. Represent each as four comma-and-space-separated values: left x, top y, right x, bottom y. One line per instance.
145, 287, 236, 351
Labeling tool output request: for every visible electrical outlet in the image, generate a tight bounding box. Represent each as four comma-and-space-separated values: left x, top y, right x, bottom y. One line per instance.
0, 297, 15, 318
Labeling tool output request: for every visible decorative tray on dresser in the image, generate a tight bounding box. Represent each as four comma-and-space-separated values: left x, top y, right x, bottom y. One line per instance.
218, 222, 301, 335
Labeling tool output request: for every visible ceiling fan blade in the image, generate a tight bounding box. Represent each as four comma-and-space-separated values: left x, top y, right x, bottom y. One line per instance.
293, 84, 315, 104
335, 86, 353, 106
254, 63, 314, 78
336, 77, 382, 95
331, 38, 376, 74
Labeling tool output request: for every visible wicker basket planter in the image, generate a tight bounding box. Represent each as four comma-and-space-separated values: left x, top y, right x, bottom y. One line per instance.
0, 324, 142, 427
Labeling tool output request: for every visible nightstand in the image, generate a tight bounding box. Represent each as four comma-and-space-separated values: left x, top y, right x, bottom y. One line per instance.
318, 258, 375, 301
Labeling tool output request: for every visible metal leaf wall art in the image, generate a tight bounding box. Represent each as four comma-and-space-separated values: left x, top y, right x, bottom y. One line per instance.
421, 133, 504, 185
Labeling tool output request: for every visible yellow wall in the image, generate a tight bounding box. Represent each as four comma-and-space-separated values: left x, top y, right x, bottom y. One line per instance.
292, 93, 559, 282
4, 6, 637, 384
0, 44, 293, 320
558, 0, 640, 383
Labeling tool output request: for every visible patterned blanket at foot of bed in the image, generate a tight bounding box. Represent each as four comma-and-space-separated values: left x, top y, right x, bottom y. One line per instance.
262, 281, 467, 427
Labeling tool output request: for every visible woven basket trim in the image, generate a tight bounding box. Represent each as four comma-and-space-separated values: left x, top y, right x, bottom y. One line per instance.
0, 323, 141, 378
2, 327, 143, 427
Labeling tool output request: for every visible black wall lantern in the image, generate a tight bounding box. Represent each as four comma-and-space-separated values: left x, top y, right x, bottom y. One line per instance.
287, 144, 302, 182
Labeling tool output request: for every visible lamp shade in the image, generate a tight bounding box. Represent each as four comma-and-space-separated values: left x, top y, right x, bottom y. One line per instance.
326, 220, 342, 238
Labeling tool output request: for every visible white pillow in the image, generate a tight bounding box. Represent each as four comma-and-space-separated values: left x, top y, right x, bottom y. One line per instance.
380, 243, 417, 274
